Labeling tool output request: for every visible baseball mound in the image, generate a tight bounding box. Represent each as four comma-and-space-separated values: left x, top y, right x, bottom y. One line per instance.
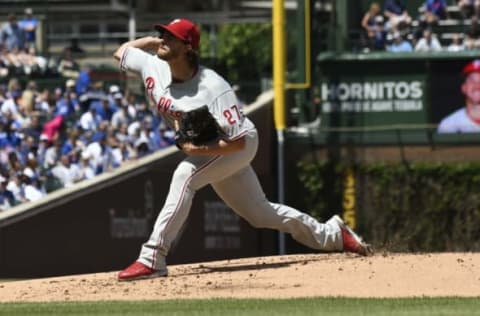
0, 252, 479, 302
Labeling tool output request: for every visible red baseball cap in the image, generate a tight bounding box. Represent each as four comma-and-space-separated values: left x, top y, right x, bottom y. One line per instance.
463, 60, 480, 75
154, 18, 200, 50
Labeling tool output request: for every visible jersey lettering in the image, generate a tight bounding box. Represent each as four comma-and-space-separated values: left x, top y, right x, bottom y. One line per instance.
160, 109, 182, 118
157, 97, 172, 112
223, 104, 242, 125
223, 109, 235, 124
145, 76, 155, 91
231, 105, 242, 119
145, 77, 155, 99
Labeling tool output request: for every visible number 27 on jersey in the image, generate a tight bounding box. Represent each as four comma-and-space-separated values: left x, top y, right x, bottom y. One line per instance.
223, 105, 242, 125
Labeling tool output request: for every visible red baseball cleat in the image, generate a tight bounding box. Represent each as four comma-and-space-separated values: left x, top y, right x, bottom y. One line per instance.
117, 261, 167, 281
332, 215, 374, 256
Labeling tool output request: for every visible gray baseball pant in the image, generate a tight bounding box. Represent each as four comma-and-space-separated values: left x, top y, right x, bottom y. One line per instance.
138, 129, 343, 270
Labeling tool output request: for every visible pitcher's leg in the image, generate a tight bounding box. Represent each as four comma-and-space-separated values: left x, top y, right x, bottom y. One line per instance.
138, 156, 222, 270
137, 141, 256, 271
212, 166, 343, 251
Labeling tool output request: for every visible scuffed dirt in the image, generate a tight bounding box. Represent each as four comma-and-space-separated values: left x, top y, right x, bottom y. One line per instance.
0, 253, 479, 302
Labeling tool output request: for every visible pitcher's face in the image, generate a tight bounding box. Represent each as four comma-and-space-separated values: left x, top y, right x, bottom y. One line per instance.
156, 30, 189, 61
462, 72, 480, 104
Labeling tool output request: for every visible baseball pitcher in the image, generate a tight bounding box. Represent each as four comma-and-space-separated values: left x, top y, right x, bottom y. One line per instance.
114, 18, 373, 281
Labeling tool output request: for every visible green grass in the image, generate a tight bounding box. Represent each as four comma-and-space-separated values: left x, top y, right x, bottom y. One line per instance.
0, 297, 479, 316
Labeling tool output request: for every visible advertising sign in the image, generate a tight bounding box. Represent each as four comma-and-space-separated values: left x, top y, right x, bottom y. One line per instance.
319, 75, 428, 127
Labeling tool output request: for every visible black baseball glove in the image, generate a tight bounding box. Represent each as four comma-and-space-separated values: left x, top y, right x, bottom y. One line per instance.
175, 105, 222, 149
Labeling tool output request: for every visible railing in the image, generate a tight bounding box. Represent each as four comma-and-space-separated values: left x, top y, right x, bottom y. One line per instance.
288, 124, 480, 146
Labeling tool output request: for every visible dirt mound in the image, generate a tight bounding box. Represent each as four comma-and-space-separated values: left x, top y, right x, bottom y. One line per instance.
0, 252, 479, 302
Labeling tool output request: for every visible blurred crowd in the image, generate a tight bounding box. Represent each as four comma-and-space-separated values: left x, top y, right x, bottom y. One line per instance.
360, 0, 480, 53
0, 8, 177, 212
0, 8, 43, 77
0, 8, 77, 78
0, 74, 176, 212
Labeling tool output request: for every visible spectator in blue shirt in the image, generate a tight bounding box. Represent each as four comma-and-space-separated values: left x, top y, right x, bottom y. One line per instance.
109, 92, 122, 113
0, 122, 9, 149
61, 129, 84, 160
0, 14, 26, 51
153, 121, 175, 149
55, 92, 80, 118
76, 67, 91, 96
420, 0, 448, 26
18, 8, 38, 50
426, 0, 448, 18
93, 97, 116, 122
7, 120, 23, 148
387, 31, 413, 52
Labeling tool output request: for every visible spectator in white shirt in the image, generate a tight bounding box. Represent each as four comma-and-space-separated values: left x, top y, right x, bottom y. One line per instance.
51, 154, 81, 188
21, 167, 45, 202
1, 90, 21, 117
447, 34, 466, 52
415, 28, 442, 51
111, 101, 133, 129
84, 132, 115, 174
78, 150, 95, 180
80, 104, 102, 131
43, 138, 61, 169
6, 173, 23, 203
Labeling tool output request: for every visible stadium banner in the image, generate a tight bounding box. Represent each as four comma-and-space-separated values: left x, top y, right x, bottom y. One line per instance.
319, 75, 427, 127
312, 53, 480, 144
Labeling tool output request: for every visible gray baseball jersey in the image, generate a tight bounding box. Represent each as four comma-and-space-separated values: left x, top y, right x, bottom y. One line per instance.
437, 107, 480, 133
120, 47, 343, 272
120, 47, 254, 139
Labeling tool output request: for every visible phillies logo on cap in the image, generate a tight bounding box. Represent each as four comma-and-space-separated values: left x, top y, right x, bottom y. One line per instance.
463, 59, 480, 75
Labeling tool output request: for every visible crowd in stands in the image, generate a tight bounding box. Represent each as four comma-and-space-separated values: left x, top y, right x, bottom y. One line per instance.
0, 8, 71, 78
0, 74, 176, 212
0, 8, 178, 212
360, 0, 480, 53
